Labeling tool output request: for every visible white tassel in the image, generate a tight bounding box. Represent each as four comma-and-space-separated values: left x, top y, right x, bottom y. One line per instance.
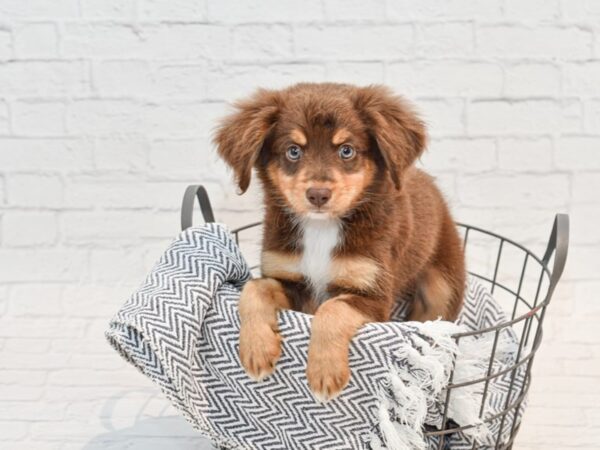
378, 397, 427, 450
447, 331, 518, 443
389, 368, 427, 427
370, 320, 502, 449
369, 433, 384, 450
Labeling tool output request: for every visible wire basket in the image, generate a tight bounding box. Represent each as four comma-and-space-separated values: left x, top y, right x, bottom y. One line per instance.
181, 185, 569, 450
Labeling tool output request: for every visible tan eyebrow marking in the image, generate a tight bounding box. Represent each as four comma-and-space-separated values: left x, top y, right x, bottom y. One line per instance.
290, 129, 307, 146
332, 128, 351, 146
261, 250, 303, 282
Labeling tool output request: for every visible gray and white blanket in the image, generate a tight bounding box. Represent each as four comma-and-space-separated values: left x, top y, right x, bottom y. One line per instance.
106, 223, 525, 449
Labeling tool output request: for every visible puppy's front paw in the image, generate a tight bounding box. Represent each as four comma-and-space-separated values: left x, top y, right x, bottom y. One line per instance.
306, 352, 350, 402
239, 323, 281, 381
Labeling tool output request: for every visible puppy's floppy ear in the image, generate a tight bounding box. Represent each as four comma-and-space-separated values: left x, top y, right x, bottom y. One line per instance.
353, 85, 427, 190
213, 89, 280, 193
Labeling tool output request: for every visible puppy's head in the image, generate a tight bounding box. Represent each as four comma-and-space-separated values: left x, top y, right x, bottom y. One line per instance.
214, 83, 426, 220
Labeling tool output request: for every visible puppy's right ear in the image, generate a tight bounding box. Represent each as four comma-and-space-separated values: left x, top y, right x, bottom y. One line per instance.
213, 89, 281, 194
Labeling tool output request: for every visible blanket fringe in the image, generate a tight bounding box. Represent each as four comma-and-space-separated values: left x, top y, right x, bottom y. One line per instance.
371, 320, 496, 449
448, 331, 517, 443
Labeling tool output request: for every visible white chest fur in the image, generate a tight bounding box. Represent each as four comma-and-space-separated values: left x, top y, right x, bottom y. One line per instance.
299, 218, 341, 302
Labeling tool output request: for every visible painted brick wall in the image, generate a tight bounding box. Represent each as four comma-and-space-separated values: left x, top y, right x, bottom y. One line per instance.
0, 0, 598, 448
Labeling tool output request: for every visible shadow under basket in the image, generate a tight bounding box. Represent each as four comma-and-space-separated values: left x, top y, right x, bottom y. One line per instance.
181, 185, 569, 450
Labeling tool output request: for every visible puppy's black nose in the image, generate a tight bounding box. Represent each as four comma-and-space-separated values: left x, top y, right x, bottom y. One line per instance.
306, 188, 332, 207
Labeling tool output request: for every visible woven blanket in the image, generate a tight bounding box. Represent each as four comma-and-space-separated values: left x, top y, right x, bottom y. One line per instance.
106, 223, 525, 449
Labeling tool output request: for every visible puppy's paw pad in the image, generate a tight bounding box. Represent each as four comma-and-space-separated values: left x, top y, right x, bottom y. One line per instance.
239, 324, 281, 381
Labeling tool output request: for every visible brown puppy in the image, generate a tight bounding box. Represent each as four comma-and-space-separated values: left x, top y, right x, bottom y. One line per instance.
214, 83, 465, 402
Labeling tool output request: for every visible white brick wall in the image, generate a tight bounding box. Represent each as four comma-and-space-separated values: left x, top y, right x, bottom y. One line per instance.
0, 1, 598, 448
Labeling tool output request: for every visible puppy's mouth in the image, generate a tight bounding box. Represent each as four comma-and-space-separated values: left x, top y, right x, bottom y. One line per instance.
277, 182, 353, 220
305, 210, 333, 220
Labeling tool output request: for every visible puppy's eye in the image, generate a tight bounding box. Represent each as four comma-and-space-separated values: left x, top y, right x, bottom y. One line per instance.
286, 145, 303, 161
338, 144, 355, 160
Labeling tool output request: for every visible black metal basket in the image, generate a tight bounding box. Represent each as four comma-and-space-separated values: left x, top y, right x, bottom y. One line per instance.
181, 185, 569, 450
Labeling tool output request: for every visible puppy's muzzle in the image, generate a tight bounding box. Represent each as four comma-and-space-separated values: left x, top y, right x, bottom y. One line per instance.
306, 188, 331, 208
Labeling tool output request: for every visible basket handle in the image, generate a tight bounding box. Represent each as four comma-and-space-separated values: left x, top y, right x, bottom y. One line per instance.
541, 213, 569, 293
181, 185, 215, 230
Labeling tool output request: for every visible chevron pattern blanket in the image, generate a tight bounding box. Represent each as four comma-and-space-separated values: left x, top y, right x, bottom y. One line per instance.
106, 223, 525, 449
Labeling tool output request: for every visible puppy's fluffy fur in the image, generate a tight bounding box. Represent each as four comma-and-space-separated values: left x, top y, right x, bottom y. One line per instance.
215, 83, 465, 401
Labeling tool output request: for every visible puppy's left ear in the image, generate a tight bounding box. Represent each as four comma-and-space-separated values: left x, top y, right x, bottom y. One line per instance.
353, 85, 427, 190
213, 89, 281, 193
